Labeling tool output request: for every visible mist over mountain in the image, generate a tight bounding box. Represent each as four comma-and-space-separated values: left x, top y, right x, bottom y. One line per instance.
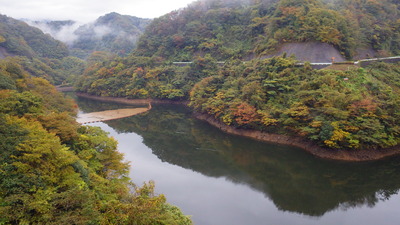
28, 12, 151, 58
0, 14, 69, 59
26, 20, 81, 45
0, 14, 86, 85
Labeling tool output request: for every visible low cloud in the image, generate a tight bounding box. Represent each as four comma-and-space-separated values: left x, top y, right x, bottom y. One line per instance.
27, 20, 115, 46
93, 25, 112, 39
27, 20, 82, 45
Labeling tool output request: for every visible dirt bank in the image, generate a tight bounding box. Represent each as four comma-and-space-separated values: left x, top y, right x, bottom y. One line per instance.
194, 113, 400, 162
75, 92, 189, 105
77, 108, 149, 124
56, 86, 74, 92
76, 93, 400, 161
263, 42, 346, 63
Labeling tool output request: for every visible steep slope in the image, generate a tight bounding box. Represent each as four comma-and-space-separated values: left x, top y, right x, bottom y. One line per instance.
72, 12, 151, 57
136, 0, 399, 61
0, 54, 192, 225
0, 14, 69, 59
28, 13, 151, 58
77, 0, 400, 100
263, 42, 346, 63
0, 14, 85, 85
76, 0, 400, 154
189, 57, 400, 151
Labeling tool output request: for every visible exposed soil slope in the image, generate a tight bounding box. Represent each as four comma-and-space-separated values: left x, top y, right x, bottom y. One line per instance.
264, 42, 346, 63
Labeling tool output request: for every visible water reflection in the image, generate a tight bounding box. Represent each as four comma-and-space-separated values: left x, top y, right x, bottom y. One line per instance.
99, 104, 400, 217
70, 93, 400, 221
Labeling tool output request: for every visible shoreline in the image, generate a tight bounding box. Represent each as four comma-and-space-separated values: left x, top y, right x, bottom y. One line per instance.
77, 108, 150, 124
76, 92, 400, 161
194, 113, 400, 162
75, 92, 189, 105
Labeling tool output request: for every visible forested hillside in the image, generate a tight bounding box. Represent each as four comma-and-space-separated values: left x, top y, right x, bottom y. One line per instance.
136, 0, 400, 60
72, 13, 151, 58
0, 52, 191, 224
0, 10, 194, 223
190, 57, 400, 150
1, 0, 399, 221
75, 0, 400, 152
29, 13, 152, 59
76, 0, 400, 100
0, 15, 68, 59
0, 14, 85, 85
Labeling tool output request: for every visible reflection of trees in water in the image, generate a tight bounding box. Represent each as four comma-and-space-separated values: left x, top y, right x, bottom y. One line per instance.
86, 102, 400, 217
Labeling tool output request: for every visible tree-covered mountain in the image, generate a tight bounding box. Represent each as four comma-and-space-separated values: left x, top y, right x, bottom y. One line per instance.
190, 58, 400, 150
0, 48, 191, 224
0, 12, 192, 224
76, 0, 400, 152
0, 14, 85, 85
136, 0, 399, 60
29, 12, 152, 58
71, 12, 151, 58
0, 14, 69, 59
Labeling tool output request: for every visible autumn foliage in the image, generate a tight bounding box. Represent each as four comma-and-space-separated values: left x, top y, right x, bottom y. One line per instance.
190, 56, 400, 150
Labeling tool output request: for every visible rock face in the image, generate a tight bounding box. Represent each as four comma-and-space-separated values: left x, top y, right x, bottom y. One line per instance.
264, 42, 346, 63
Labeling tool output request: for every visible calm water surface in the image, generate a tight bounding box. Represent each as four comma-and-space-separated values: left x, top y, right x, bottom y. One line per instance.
73, 95, 400, 225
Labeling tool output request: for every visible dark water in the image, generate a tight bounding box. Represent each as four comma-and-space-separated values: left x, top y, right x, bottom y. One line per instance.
72, 94, 400, 225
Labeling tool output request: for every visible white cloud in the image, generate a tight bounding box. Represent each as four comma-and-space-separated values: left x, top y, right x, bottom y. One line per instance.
0, 0, 196, 22
93, 25, 112, 39
26, 21, 82, 45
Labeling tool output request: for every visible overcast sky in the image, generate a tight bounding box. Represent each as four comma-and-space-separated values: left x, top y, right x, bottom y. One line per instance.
0, 0, 196, 22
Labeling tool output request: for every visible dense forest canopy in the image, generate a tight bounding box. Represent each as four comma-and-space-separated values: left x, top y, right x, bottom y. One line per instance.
135, 0, 400, 60
0, 14, 86, 85
0, 53, 191, 224
27, 12, 151, 59
189, 57, 400, 150
0, 10, 193, 224
75, 0, 400, 151
70, 12, 152, 58
0, 14, 68, 59
1, 0, 400, 220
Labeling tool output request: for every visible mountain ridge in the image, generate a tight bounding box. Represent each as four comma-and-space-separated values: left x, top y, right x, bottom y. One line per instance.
27, 12, 152, 58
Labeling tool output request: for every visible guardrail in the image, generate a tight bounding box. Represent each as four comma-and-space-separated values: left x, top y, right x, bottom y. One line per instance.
172, 56, 400, 69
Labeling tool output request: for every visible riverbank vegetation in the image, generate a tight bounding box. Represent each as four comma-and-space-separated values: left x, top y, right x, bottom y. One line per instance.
74, 0, 400, 152
190, 58, 400, 150
0, 55, 191, 224
0, 0, 399, 221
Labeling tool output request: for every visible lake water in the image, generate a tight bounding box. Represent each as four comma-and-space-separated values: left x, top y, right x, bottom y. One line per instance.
73, 95, 400, 225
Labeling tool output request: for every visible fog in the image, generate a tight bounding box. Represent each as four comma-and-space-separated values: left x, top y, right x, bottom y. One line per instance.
27, 21, 82, 45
